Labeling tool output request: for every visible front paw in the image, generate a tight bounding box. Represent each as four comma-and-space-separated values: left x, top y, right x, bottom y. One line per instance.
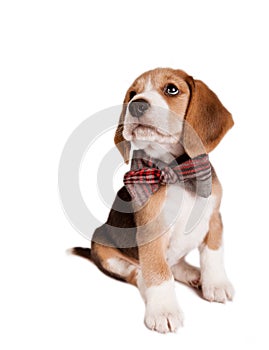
145, 303, 184, 333
202, 279, 235, 303
144, 280, 184, 333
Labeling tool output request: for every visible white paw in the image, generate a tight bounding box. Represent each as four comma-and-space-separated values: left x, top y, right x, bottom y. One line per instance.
144, 279, 184, 333
145, 303, 184, 333
202, 279, 235, 303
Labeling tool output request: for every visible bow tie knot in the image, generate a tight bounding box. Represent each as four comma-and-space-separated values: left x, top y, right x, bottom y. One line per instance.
160, 167, 178, 185
123, 150, 212, 207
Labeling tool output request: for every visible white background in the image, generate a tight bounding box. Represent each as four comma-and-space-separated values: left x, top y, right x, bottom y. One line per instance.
1, 0, 268, 349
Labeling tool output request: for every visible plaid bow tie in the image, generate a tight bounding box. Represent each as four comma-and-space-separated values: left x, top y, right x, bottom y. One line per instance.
124, 150, 212, 207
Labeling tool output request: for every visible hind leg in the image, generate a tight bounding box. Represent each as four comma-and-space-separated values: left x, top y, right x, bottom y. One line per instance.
91, 242, 140, 286
171, 258, 201, 288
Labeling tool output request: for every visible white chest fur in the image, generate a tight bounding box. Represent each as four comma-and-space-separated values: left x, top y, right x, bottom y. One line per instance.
163, 184, 215, 266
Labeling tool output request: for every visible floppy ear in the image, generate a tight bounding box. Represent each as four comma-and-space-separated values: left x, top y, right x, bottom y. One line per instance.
114, 102, 131, 164
183, 77, 234, 157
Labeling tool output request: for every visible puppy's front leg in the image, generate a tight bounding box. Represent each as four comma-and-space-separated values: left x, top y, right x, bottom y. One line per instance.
200, 211, 235, 303
135, 188, 183, 333
138, 236, 184, 333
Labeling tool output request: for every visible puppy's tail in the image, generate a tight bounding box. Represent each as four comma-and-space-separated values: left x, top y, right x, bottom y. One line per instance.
68, 247, 92, 261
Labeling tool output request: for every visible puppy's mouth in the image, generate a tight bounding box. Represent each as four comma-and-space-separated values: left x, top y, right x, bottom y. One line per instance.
126, 124, 179, 144
132, 125, 166, 138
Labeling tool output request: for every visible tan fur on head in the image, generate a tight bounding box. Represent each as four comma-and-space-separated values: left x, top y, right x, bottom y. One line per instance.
114, 94, 131, 164
183, 77, 234, 157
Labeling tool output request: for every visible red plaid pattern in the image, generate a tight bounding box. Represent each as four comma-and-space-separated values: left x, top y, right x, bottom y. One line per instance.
124, 150, 212, 206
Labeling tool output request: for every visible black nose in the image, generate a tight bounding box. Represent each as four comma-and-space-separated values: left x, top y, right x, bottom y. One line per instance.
128, 99, 150, 118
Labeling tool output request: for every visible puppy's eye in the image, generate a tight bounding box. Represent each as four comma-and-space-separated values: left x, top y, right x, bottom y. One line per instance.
164, 84, 180, 96
129, 91, 137, 100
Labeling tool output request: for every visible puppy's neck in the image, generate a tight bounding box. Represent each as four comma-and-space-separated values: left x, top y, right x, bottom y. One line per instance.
132, 141, 185, 163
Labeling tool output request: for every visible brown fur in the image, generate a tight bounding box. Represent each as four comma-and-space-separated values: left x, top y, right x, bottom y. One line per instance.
135, 186, 167, 245
203, 169, 223, 250
135, 186, 172, 287
138, 232, 172, 287
183, 77, 234, 157
114, 103, 131, 164
91, 241, 139, 285
204, 211, 223, 250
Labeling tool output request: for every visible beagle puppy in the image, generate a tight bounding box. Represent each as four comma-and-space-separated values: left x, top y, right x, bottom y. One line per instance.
72, 68, 234, 333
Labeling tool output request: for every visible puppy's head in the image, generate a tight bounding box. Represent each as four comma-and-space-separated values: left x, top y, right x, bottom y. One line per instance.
114, 68, 234, 162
